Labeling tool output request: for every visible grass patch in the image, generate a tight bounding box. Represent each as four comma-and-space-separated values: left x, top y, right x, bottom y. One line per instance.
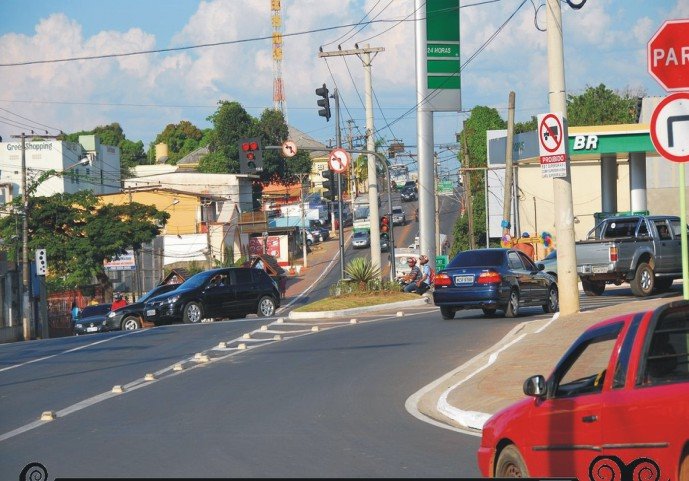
293, 291, 422, 312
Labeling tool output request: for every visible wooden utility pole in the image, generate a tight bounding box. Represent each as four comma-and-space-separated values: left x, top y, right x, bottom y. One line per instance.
461, 123, 476, 249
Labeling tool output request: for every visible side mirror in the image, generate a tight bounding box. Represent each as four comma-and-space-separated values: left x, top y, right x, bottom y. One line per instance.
536, 263, 545, 271
523, 375, 547, 397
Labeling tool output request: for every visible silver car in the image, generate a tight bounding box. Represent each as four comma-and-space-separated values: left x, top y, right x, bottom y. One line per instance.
392, 206, 406, 226
352, 230, 371, 249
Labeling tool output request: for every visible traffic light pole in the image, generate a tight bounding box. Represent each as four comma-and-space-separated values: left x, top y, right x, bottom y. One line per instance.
334, 88, 346, 279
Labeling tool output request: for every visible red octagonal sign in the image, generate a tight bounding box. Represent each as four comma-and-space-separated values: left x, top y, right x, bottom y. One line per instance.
648, 19, 689, 91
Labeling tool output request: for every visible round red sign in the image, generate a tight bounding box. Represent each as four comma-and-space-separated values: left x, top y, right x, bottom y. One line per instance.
650, 92, 689, 163
648, 19, 689, 91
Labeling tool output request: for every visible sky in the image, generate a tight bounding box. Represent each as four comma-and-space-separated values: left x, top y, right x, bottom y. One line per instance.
0, 0, 686, 179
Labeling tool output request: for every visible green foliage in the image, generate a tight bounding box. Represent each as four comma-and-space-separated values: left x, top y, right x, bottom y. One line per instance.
567, 84, 642, 126
0, 191, 168, 291
152, 120, 204, 164
197, 150, 230, 173
344, 256, 381, 285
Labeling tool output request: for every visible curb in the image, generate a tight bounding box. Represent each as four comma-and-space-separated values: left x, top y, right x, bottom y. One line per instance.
288, 296, 431, 319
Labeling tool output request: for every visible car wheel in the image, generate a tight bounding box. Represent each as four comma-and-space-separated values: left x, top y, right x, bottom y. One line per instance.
543, 285, 559, 313
654, 277, 674, 292
582, 278, 606, 296
482, 307, 497, 317
257, 296, 276, 317
630, 262, 654, 297
504, 289, 519, 318
121, 316, 141, 331
495, 444, 530, 478
306, 239, 313, 246
679, 453, 689, 481
183, 302, 203, 324
440, 306, 455, 320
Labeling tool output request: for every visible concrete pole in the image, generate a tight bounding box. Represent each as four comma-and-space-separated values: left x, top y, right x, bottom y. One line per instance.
415, 0, 436, 267
434, 153, 441, 255
546, 0, 579, 314
363, 46, 381, 272
502, 92, 516, 239
20, 133, 31, 341
334, 88, 345, 279
600, 154, 618, 213
629, 152, 647, 212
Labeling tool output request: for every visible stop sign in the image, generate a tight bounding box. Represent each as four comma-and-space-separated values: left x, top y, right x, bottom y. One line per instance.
648, 19, 689, 91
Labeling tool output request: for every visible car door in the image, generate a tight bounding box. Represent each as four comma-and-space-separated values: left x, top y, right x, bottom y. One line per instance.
507, 250, 535, 303
230, 268, 259, 315
519, 251, 549, 302
202, 272, 232, 318
600, 308, 689, 478
665, 218, 683, 273
526, 323, 622, 479
652, 219, 674, 273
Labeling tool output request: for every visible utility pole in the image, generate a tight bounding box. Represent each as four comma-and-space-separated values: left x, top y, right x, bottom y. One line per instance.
546, 0, 579, 314
334, 88, 346, 279
502, 91, 516, 240
18, 133, 31, 341
297, 173, 309, 268
434, 152, 441, 254
319, 44, 385, 274
461, 124, 476, 249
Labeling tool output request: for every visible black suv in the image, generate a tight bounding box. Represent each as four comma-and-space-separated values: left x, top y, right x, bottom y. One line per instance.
401, 186, 417, 202
105, 283, 180, 331
143, 268, 280, 325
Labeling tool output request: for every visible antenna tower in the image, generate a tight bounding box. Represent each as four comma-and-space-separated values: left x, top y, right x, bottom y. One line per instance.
271, 0, 287, 120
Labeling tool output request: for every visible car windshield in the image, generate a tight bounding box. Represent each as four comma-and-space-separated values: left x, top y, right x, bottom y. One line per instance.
354, 232, 368, 239
393, 208, 403, 214
82, 305, 111, 316
140, 285, 177, 302
448, 250, 504, 268
179, 270, 217, 289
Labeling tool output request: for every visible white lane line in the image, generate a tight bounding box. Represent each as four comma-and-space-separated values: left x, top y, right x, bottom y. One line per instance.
0, 331, 142, 373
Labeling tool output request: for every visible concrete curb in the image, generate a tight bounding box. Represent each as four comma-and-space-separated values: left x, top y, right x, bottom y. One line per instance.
288, 296, 431, 319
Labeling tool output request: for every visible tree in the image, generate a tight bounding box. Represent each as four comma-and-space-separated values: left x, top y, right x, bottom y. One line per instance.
152, 120, 204, 165
567, 84, 642, 126
452, 107, 506, 255
0, 192, 169, 297
206, 101, 255, 174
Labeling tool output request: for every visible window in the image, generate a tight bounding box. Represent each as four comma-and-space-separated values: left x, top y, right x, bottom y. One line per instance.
641, 306, 689, 386
554, 324, 622, 398
669, 219, 683, 239
603, 219, 639, 239
518, 252, 537, 271
654, 220, 672, 240
637, 221, 649, 238
508, 252, 524, 270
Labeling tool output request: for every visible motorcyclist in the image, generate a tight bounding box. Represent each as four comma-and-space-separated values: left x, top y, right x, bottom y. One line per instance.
398, 257, 422, 293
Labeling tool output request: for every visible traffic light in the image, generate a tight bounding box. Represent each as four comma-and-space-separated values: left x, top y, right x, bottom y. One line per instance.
238, 138, 264, 174
315, 83, 331, 121
380, 215, 390, 234
35, 248, 47, 275
321, 169, 334, 201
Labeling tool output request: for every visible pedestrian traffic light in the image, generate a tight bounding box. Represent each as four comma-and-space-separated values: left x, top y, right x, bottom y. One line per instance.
35, 248, 47, 275
315, 83, 331, 121
321, 169, 334, 201
238, 138, 264, 174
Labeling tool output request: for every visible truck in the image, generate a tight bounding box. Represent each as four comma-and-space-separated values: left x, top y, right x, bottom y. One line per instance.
575, 214, 684, 297
478, 299, 689, 479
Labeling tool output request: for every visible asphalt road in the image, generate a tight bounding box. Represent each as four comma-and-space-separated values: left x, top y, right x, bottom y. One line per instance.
0, 305, 524, 479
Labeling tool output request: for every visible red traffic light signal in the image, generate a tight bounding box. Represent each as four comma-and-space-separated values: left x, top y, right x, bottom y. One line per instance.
238, 138, 263, 174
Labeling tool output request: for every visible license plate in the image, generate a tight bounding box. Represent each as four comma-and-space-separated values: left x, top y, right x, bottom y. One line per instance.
86, 326, 98, 333
146, 309, 156, 317
592, 266, 609, 274
454, 275, 474, 284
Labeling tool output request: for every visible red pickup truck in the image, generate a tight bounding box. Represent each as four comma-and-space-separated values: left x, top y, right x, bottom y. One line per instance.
478, 300, 689, 480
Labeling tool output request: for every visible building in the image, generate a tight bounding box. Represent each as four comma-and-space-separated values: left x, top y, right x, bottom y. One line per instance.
0, 134, 121, 204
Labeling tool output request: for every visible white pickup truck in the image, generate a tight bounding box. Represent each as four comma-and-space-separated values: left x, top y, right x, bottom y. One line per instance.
576, 214, 684, 297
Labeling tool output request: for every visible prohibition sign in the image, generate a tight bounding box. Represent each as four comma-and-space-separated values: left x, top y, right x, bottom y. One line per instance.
539, 113, 564, 154
328, 148, 351, 173
650, 92, 689, 163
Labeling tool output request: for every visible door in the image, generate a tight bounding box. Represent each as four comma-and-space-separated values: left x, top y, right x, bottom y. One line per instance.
527, 324, 622, 478
665, 219, 683, 274
507, 250, 535, 303
652, 219, 674, 273
519, 251, 549, 302
202, 272, 232, 318
230, 269, 259, 315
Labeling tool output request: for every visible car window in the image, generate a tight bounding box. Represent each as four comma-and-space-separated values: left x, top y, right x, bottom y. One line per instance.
602, 218, 640, 239
612, 314, 642, 389
393, 208, 403, 214
507, 252, 524, 270
654, 220, 672, 240
517, 252, 537, 271
669, 219, 683, 238
640, 305, 689, 386
554, 326, 622, 398
449, 250, 504, 268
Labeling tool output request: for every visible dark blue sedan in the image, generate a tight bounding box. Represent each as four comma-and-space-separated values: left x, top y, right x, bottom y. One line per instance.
432, 248, 558, 319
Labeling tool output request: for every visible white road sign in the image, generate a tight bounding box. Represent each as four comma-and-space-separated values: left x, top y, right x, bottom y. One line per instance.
537, 112, 567, 178
328, 148, 351, 174
650, 92, 689, 163
281, 140, 297, 158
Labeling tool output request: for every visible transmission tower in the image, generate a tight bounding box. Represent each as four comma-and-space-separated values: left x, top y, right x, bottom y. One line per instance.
271, 0, 287, 120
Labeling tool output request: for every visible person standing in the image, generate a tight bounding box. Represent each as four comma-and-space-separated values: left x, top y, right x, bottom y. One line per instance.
71, 301, 80, 321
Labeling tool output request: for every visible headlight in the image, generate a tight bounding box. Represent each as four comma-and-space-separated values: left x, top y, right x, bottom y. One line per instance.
107, 311, 116, 318
165, 295, 180, 304
101, 320, 107, 326
75, 323, 83, 329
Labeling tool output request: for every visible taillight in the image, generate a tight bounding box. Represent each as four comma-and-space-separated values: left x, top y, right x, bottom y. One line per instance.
609, 246, 618, 262
434, 273, 452, 287
477, 271, 502, 284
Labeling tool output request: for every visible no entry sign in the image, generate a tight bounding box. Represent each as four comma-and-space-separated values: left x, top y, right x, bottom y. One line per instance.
537, 112, 567, 178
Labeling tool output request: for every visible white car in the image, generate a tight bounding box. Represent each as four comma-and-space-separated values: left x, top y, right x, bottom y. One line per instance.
352, 230, 371, 249
391, 206, 406, 226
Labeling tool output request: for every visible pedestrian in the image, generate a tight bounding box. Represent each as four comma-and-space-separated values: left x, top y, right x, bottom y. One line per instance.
111, 293, 127, 311
71, 301, 80, 321
416, 255, 432, 294
279, 276, 287, 299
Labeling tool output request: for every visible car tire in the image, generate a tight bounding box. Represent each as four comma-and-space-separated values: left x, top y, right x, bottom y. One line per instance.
183, 302, 203, 324
679, 453, 689, 481
504, 289, 519, 318
542, 285, 559, 313
482, 307, 497, 317
257, 296, 277, 317
121, 316, 141, 331
654, 277, 674, 292
495, 444, 530, 478
630, 262, 655, 297
582, 278, 606, 296
440, 306, 455, 320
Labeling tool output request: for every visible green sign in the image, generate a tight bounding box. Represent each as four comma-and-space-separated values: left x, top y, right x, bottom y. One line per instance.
423, 0, 461, 110
437, 180, 454, 193
436, 255, 449, 271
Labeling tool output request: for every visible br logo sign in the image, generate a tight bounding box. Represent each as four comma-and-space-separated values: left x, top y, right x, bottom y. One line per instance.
648, 19, 689, 91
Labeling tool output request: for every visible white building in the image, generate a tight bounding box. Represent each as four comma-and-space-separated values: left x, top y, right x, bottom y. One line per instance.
0, 134, 121, 204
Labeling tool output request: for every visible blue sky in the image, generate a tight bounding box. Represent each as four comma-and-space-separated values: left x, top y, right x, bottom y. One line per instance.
0, 0, 686, 178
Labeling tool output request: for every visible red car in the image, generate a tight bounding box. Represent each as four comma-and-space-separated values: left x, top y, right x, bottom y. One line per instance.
478, 300, 689, 480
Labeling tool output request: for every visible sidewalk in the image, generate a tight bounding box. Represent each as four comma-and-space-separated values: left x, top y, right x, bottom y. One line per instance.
414, 290, 685, 433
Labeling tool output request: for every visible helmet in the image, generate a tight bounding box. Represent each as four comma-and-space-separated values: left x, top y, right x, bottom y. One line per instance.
407, 257, 417, 265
